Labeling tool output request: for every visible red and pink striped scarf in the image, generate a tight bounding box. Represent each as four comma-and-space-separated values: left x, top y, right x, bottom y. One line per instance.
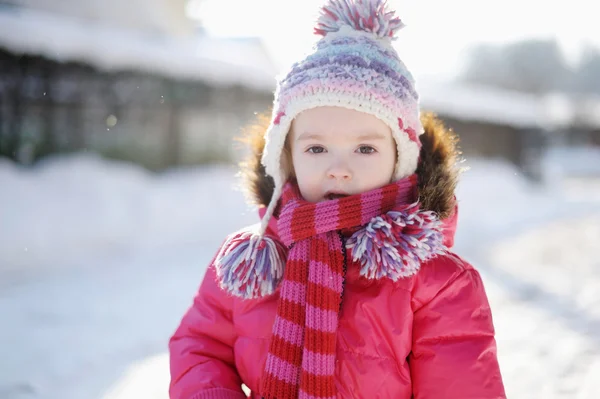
261, 175, 425, 399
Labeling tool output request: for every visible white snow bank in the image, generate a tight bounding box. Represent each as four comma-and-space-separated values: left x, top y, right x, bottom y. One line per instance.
0, 154, 258, 277
542, 145, 600, 177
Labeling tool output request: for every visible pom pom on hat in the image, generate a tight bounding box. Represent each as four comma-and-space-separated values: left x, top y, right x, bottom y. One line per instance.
314, 0, 405, 40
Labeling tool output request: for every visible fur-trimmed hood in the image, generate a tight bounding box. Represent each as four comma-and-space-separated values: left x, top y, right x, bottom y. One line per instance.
216, 112, 463, 299
238, 111, 462, 234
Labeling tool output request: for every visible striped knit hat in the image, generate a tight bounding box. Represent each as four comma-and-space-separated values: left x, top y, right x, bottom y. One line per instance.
259, 0, 423, 238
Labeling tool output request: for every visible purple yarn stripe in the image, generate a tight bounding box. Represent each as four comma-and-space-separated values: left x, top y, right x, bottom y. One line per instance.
283, 52, 416, 100
285, 45, 409, 84
317, 35, 411, 67
280, 65, 414, 104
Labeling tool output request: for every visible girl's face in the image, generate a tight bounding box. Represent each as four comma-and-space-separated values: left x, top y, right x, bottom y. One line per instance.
289, 106, 396, 203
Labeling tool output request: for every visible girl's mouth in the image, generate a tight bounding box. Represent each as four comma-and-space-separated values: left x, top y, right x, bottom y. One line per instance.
325, 193, 349, 201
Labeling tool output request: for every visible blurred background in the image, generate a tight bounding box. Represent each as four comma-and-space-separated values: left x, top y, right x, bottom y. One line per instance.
0, 0, 599, 398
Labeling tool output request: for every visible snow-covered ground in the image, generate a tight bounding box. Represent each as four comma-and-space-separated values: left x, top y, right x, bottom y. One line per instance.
1, 153, 600, 399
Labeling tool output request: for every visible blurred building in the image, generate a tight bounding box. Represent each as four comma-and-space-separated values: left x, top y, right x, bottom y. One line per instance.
0, 1, 276, 169
5, 0, 193, 36
569, 96, 600, 147
419, 82, 600, 181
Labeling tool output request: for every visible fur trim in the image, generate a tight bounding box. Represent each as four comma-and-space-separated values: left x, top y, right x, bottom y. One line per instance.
416, 112, 461, 219
238, 111, 461, 218
236, 112, 276, 209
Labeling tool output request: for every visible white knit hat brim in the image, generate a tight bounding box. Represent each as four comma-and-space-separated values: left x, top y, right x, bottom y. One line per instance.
261, 92, 422, 187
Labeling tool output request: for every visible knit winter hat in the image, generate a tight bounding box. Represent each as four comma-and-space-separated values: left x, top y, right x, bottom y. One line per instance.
259, 0, 423, 237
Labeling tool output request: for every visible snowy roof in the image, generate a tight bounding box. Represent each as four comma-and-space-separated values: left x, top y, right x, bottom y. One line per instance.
0, 6, 277, 92
418, 81, 576, 130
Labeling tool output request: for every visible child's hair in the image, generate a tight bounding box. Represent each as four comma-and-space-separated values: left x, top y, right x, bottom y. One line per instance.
282, 136, 294, 180
236, 112, 295, 208
236, 112, 275, 208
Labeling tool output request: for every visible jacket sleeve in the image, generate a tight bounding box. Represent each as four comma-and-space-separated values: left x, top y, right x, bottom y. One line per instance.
169, 260, 246, 399
409, 267, 506, 399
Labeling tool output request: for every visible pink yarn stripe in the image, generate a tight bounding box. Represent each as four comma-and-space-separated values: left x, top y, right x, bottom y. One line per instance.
315, 200, 340, 229
396, 177, 416, 203
272, 316, 304, 347
301, 349, 336, 375
360, 187, 390, 216
327, 232, 343, 251
308, 261, 344, 292
305, 303, 338, 333
360, 190, 383, 224
277, 200, 301, 244
280, 280, 306, 304
265, 353, 300, 385
278, 76, 420, 129
288, 239, 310, 261
280, 182, 415, 245
280, 73, 406, 111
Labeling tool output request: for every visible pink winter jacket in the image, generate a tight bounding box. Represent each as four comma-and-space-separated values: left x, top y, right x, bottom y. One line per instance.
169, 205, 506, 399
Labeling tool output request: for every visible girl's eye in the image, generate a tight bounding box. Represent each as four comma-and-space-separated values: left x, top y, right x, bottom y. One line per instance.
307, 146, 325, 154
357, 145, 376, 154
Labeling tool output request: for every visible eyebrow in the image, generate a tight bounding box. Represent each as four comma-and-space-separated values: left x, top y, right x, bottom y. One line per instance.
296, 132, 387, 141
296, 133, 323, 141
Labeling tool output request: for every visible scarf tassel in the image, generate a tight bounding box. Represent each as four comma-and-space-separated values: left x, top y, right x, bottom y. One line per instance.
214, 229, 287, 299
346, 203, 446, 281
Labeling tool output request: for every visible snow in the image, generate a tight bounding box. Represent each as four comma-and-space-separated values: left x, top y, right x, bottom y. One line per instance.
1, 153, 600, 398
543, 145, 600, 178
0, 6, 276, 91
0, 154, 257, 279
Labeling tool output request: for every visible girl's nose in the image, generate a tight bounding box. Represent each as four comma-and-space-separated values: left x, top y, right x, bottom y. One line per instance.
327, 162, 352, 181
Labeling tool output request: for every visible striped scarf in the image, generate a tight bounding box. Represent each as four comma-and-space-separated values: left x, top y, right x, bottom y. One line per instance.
261, 175, 418, 399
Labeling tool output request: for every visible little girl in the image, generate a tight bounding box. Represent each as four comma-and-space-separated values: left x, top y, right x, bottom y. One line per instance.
169, 0, 506, 398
